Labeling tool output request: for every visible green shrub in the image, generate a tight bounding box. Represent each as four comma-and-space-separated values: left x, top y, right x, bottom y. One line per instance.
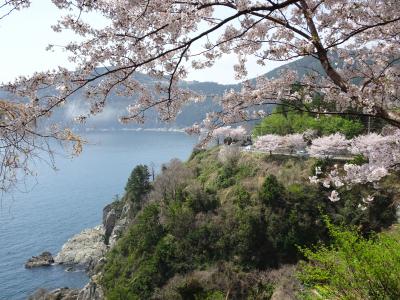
189, 148, 207, 161
236, 163, 257, 180
186, 186, 219, 213
264, 183, 329, 263
230, 206, 273, 268
216, 163, 237, 188
334, 185, 397, 234
253, 111, 364, 138
246, 282, 275, 300
154, 262, 280, 300
349, 154, 369, 165
298, 221, 400, 300
259, 175, 286, 208
232, 184, 251, 209
101, 203, 165, 299
310, 158, 334, 176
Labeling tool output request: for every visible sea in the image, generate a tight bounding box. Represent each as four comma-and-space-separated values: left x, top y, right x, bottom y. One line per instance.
0, 131, 197, 300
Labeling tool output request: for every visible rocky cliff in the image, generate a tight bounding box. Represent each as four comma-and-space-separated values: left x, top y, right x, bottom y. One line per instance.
30, 197, 133, 299
102, 199, 132, 247
29, 278, 104, 300
54, 225, 108, 272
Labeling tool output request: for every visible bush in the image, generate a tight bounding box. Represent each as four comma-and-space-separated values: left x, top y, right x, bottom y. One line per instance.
349, 154, 369, 165
101, 203, 165, 299
229, 206, 274, 268
153, 262, 281, 300
188, 147, 206, 161
310, 158, 334, 176
253, 111, 364, 138
259, 175, 286, 208
186, 184, 219, 213
151, 159, 193, 203
298, 221, 400, 300
232, 184, 251, 209
216, 162, 237, 188
263, 183, 329, 263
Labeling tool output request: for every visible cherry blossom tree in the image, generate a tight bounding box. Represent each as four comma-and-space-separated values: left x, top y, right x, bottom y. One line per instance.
254, 133, 306, 153
0, 1, 30, 19
254, 134, 282, 153
313, 131, 400, 185
307, 133, 349, 158
212, 125, 246, 144
0, 98, 82, 192
307, 129, 400, 201
1, 0, 400, 191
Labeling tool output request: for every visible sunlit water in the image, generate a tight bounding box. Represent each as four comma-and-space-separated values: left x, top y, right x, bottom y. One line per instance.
0, 131, 197, 300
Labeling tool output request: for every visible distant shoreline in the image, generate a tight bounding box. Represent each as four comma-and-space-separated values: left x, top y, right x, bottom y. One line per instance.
75, 127, 187, 133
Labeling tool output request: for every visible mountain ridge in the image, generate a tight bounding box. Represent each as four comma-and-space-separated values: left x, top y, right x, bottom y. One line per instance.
0, 56, 326, 130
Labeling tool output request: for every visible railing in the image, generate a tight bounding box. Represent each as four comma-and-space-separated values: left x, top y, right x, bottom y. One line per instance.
241, 147, 354, 161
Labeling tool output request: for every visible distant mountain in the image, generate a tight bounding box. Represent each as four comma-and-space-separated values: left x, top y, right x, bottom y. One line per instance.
263, 56, 324, 79
62, 74, 240, 131
1, 56, 333, 131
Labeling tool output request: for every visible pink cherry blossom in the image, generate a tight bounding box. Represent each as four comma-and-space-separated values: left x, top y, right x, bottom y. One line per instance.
328, 190, 340, 202
0, 0, 399, 193
308, 133, 349, 158
254, 133, 306, 153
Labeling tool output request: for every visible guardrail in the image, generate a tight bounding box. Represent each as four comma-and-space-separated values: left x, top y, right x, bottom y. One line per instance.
241, 147, 353, 161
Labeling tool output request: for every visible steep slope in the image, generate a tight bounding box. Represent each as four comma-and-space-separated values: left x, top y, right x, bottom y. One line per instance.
98, 146, 398, 299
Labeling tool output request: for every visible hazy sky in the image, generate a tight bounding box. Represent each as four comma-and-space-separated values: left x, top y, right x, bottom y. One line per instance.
0, 1, 285, 84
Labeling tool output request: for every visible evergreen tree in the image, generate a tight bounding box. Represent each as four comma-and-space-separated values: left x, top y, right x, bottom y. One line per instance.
125, 165, 151, 206
259, 175, 286, 208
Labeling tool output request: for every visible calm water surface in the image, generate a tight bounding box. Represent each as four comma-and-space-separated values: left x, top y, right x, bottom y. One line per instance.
0, 131, 197, 300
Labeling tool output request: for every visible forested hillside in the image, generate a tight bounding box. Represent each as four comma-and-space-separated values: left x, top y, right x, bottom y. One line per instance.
98, 146, 399, 299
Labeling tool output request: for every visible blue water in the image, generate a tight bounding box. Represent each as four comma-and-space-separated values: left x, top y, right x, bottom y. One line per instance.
0, 131, 197, 300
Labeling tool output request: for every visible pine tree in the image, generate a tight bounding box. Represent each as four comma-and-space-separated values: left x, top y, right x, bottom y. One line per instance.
125, 165, 151, 206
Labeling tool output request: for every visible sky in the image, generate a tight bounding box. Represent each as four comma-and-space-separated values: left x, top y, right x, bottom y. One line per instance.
0, 1, 285, 85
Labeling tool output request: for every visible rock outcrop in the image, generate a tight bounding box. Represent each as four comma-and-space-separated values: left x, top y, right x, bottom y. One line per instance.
103, 200, 131, 247
28, 284, 104, 300
25, 252, 54, 268
28, 287, 79, 300
31, 199, 132, 299
102, 203, 117, 245
77, 274, 105, 300
54, 225, 107, 271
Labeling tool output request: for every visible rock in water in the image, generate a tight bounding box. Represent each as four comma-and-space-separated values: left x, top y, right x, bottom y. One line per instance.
29, 288, 79, 300
25, 252, 54, 268
55, 225, 107, 271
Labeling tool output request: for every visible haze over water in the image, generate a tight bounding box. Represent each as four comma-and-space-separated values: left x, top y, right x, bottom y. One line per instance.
0, 131, 197, 300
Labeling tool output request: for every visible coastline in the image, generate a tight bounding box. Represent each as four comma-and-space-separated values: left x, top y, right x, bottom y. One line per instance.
0, 131, 197, 299
28, 225, 107, 300
77, 127, 187, 133
29, 197, 132, 299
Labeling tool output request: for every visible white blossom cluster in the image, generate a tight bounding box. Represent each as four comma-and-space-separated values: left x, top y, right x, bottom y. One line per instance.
254, 129, 400, 201
254, 133, 306, 153
212, 125, 247, 139
308, 133, 349, 158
